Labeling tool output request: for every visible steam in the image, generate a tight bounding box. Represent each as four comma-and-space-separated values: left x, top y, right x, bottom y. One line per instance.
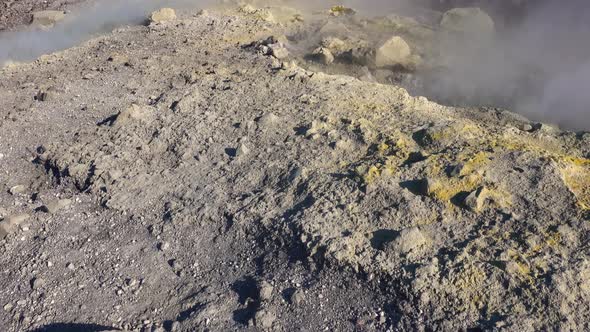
0, 0, 212, 64
424, 0, 590, 130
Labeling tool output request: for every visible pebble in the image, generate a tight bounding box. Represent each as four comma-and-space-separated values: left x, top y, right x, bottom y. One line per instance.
259, 280, 274, 301
254, 308, 276, 329
3, 303, 13, 311
9, 185, 26, 195
291, 289, 305, 305
31, 277, 46, 290
66, 262, 75, 270
158, 242, 170, 251
41, 199, 72, 214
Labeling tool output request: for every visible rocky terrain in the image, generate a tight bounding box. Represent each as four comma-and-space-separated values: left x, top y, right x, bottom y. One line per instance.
1, 1, 589, 331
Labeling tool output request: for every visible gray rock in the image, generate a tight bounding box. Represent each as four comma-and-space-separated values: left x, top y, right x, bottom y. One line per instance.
31, 277, 46, 290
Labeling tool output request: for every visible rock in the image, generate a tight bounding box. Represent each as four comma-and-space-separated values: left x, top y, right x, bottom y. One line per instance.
440, 7, 495, 38
107, 53, 130, 66
257, 113, 279, 127
150, 8, 177, 24
321, 37, 347, 55
158, 242, 170, 251
375, 36, 411, 68
114, 104, 156, 126
9, 185, 26, 195
254, 308, 276, 329
291, 289, 305, 305
36, 89, 55, 102
258, 280, 274, 301
464, 186, 488, 212
387, 227, 428, 254
236, 143, 250, 157
40, 199, 72, 214
66, 262, 75, 270
268, 43, 289, 60
329, 5, 356, 17
31, 277, 46, 290
0, 214, 30, 238
520, 123, 534, 132
31, 11, 66, 27
311, 47, 334, 65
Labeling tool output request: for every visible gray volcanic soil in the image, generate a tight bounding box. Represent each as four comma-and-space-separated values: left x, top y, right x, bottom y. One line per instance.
1, 2, 590, 332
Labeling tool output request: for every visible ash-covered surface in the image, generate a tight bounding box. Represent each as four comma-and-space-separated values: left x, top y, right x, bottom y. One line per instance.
0, 2, 589, 332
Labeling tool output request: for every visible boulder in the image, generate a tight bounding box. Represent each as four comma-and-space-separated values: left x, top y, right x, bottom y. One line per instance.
375, 36, 412, 68
150, 8, 177, 24
440, 7, 495, 37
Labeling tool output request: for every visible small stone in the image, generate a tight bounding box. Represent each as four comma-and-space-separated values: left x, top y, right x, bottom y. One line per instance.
9, 185, 26, 195
464, 186, 490, 212
158, 242, 170, 251
3, 303, 13, 311
520, 123, 534, 132
41, 198, 72, 214
236, 144, 250, 157
66, 262, 75, 270
31, 10, 66, 26
375, 36, 411, 68
31, 277, 46, 290
268, 43, 289, 60
311, 47, 334, 65
291, 289, 305, 305
107, 53, 129, 65
150, 8, 177, 24
254, 308, 276, 329
0, 214, 30, 238
114, 104, 156, 126
259, 281, 274, 302
257, 113, 279, 127
386, 227, 428, 254
36, 89, 54, 102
